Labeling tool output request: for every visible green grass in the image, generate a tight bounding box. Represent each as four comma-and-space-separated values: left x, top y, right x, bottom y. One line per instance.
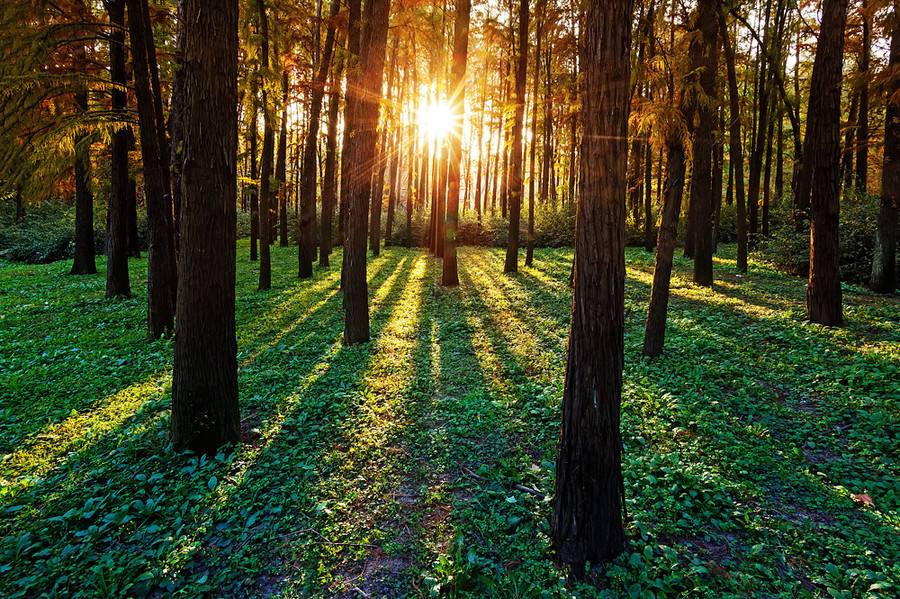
0, 241, 897, 597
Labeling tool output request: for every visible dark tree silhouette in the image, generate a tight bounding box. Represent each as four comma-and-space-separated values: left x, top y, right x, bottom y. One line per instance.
503, 0, 529, 274
552, 0, 632, 572
171, 0, 240, 454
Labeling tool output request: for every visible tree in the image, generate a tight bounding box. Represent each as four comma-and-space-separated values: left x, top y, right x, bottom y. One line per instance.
855, 0, 871, 194
871, 4, 898, 293
276, 70, 289, 247
343, 0, 392, 344
687, 0, 719, 288
721, 17, 748, 272
503, 0, 529, 273
804, 0, 849, 326
552, 0, 632, 572
256, 0, 274, 291
442, 0, 471, 287
171, 0, 240, 454
300, 0, 340, 278
126, 0, 177, 337
104, 0, 130, 298
320, 47, 343, 268
70, 0, 96, 276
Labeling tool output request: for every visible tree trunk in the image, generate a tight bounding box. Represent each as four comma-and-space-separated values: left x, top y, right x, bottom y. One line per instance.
343, 0, 392, 344
171, 0, 240, 454
442, 0, 471, 286
338, 0, 363, 249
105, 0, 130, 297
870, 5, 898, 293
552, 0, 631, 573
504, 0, 529, 273
805, 0, 849, 326
526, 1, 543, 267
127, 0, 176, 337
855, 0, 870, 194
689, 0, 719, 287
70, 29, 96, 276
320, 47, 343, 267
841, 91, 858, 191
257, 0, 274, 291
643, 137, 686, 357
722, 19, 748, 272
370, 37, 398, 258
128, 178, 141, 257
277, 70, 289, 247
300, 0, 340, 276
249, 75, 259, 261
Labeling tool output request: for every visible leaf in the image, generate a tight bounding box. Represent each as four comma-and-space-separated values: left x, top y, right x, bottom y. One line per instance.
851, 493, 874, 507
207, 476, 218, 491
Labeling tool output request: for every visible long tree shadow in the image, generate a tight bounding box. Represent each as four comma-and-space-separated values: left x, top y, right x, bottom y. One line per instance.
0, 248, 412, 597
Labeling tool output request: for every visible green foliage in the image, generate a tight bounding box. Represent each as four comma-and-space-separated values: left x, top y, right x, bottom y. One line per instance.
0, 243, 897, 597
758, 193, 896, 286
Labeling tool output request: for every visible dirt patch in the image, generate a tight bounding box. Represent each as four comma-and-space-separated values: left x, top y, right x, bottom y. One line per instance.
332, 546, 415, 598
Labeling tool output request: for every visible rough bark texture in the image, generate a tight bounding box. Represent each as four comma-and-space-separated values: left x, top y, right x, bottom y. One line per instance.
171, 0, 240, 454
442, 0, 470, 286
551, 0, 632, 572
503, 0, 529, 273
127, 0, 177, 337
338, 0, 363, 248
343, 0, 391, 344
300, 0, 340, 276
871, 6, 898, 292
105, 0, 130, 298
689, 0, 719, 287
805, 0, 848, 326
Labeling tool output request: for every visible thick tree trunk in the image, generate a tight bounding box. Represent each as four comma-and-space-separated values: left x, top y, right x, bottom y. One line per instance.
171, 0, 240, 454
552, 0, 631, 572
805, 0, 849, 326
442, 0, 471, 286
689, 0, 719, 287
871, 6, 898, 293
127, 0, 176, 337
504, 0, 529, 273
338, 0, 363, 249
105, 0, 130, 298
722, 19, 748, 272
257, 0, 274, 291
343, 0, 392, 344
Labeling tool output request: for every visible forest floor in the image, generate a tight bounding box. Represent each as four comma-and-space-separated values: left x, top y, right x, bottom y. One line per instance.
0, 242, 897, 598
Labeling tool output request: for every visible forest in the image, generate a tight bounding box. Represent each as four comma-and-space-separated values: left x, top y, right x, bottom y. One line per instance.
0, 0, 898, 596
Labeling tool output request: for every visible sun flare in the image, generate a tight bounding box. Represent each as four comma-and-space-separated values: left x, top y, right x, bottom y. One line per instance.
418, 100, 457, 141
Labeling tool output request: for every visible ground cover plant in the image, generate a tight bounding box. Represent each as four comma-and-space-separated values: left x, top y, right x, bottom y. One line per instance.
1, 242, 897, 597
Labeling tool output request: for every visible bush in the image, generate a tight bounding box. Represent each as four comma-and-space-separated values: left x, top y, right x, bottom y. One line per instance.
757, 192, 895, 285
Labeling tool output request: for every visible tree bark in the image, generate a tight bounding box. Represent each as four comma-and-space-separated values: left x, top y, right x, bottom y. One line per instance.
256, 0, 274, 291
689, 0, 719, 287
805, 0, 849, 326
249, 75, 259, 262
338, 0, 363, 248
855, 0, 870, 194
300, 0, 340, 276
70, 21, 96, 276
870, 5, 898, 293
343, 0, 392, 344
442, 0, 471, 286
722, 19, 748, 272
503, 0, 529, 273
127, 0, 176, 337
171, 0, 240, 454
320, 46, 343, 267
277, 70, 289, 247
552, 0, 631, 572
105, 0, 130, 297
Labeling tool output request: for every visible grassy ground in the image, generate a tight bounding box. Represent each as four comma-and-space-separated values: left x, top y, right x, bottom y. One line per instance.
0, 242, 897, 598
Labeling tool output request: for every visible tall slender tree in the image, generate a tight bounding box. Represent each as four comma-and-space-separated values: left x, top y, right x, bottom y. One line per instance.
503, 0, 529, 273
552, 0, 632, 572
256, 0, 274, 291
803, 0, 849, 326
442, 0, 471, 287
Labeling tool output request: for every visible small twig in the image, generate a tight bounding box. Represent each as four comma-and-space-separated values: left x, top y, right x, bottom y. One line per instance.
462, 466, 547, 500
